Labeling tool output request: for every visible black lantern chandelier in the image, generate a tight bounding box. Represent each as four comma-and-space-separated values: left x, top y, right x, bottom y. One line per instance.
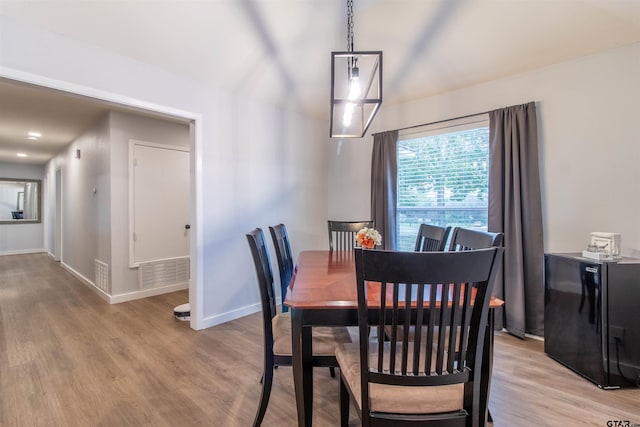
330, 0, 382, 138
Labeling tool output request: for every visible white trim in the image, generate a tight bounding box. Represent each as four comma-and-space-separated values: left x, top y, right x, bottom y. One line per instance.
129, 139, 190, 152
61, 261, 111, 303
398, 114, 490, 140
61, 260, 188, 304
110, 282, 189, 304
54, 167, 62, 262
0, 66, 204, 330
199, 302, 262, 329
197, 296, 284, 329
189, 120, 204, 330
0, 67, 199, 121
136, 255, 191, 264
498, 329, 544, 341
0, 248, 46, 256
525, 333, 544, 341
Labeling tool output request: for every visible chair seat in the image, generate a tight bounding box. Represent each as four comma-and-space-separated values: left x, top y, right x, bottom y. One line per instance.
336, 342, 464, 415
273, 312, 352, 356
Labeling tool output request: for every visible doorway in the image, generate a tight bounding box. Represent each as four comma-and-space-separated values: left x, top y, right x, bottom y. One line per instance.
53, 168, 62, 262
0, 70, 202, 329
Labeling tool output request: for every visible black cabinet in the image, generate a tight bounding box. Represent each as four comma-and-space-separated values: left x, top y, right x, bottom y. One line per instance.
544, 253, 640, 388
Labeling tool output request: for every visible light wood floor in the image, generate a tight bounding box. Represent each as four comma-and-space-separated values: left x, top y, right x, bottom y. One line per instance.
1, 253, 639, 426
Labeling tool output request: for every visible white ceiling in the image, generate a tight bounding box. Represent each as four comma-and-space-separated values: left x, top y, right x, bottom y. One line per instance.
1, 0, 639, 165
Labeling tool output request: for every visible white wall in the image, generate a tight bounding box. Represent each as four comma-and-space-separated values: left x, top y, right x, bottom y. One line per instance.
0, 161, 45, 255
200, 93, 328, 322
1, 17, 329, 329
44, 114, 111, 285
108, 111, 190, 297
328, 42, 640, 255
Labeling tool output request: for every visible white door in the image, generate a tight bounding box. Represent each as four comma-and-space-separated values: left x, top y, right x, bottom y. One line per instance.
130, 141, 190, 267
54, 168, 62, 262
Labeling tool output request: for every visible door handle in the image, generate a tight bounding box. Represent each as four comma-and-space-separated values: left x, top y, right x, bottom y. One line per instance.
185, 224, 191, 230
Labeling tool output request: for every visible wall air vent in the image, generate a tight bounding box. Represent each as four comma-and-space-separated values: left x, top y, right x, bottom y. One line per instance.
138, 257, 190, 290
94, 259, 109, 293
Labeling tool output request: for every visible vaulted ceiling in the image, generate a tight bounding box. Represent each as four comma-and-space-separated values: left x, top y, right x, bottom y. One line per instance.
1, 0, 639, 164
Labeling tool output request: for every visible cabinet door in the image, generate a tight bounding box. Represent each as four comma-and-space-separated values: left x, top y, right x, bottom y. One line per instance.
544, 255, 605, 386
606, 263, 640, 386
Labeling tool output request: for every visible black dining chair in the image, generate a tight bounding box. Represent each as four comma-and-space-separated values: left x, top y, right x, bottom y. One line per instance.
447, 227, 504, 424
328, 220, 374, 251
414, 223, 451, 252
336, 247, 502, 427
246, 228, 351, 427
385, 224, 451, 340
268, 224, 294, 313
448, 227, 503, 251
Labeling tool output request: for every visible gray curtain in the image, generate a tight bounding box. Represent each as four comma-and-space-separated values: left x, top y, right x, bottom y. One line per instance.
488, 102, 544, 338
371, 130, 399, 250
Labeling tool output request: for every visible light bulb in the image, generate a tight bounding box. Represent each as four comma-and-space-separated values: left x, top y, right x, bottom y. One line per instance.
343, 103, 355, 127
343, 66, 361, 127
347, 67, 361, 100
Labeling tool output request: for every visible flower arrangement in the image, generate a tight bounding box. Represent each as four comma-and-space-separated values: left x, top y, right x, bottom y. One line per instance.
355, 227, 382, 249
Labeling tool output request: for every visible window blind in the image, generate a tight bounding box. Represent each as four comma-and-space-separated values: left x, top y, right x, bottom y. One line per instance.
396, 120, 489, 250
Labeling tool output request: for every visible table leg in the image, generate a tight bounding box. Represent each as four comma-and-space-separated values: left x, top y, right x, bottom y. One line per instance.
291, 309, 313, 427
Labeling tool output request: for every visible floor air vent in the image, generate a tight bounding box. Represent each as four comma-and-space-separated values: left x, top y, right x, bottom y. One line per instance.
138, 257, 190, 290
94, 259, 109, 293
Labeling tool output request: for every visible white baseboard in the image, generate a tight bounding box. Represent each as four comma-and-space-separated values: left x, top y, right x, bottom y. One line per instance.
61, 261, 111, 303
61, 261, 188, 304
0, 248, 46, 256
526, 333, 544, 341
198, 301, 263, 329
109, 282, 188, 304
498, 328, 545, 341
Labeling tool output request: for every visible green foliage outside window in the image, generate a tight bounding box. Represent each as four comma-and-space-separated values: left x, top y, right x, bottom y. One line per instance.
396, 126, 489, 250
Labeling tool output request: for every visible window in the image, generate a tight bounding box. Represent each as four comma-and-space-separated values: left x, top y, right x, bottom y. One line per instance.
396, 117, 489, 251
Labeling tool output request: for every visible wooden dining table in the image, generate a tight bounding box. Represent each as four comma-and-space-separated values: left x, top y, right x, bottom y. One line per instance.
284, 250, 504, 427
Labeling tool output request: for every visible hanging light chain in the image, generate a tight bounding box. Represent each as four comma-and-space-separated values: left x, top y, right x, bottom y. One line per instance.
346, 0, 354, 52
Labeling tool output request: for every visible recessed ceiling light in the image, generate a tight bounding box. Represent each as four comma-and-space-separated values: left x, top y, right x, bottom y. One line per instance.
28, 136, 39, 141
28, 131, 41, 138
17, 153, 28, 157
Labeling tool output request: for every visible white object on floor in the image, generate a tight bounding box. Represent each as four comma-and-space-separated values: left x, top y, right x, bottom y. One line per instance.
173, 303, 190, 321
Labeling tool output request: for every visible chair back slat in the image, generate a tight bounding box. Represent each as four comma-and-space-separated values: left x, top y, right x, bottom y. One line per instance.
435, 284, 449, 375
328, 220, 374, 251
400, 283, 413, 374
354, 247, 502, 406
412, 284, 425, 375
457, 283, 474, 368
269, 224, 294, 312
377, 281, 387, 374
414, 224, 451, 252
447, 283, 463, 372
448, 227, 503, 252
424, 283, 438, 376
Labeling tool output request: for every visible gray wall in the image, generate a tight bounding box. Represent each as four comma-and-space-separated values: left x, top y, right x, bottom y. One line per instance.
328, 43, 640, 256
45, 114, 111, 285
43, 111, 190, 298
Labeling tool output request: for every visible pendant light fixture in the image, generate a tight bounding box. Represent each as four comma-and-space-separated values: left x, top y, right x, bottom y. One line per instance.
330, 0, 382, 138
